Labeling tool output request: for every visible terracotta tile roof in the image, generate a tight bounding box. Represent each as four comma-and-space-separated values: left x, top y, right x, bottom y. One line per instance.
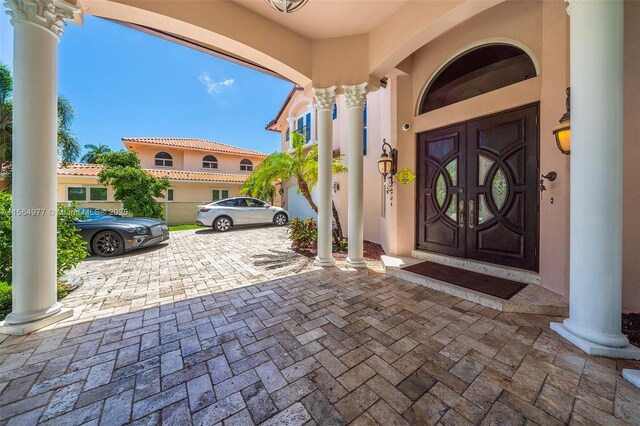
57, 163, 248, 183
122, 137, 267, 157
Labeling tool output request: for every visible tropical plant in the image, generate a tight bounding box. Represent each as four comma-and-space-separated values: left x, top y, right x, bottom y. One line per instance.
288, 217, 317, 249
97, 151, 170, 219
81, 143, 111, 164
0, 62, 82, 190
241, 131, 347, 248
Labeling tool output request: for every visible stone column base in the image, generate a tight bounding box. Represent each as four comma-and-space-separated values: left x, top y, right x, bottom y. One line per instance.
346, 258, 367, 269
551, 322, 640, 360
0, 308, 73, 336
314, 257, 336, 267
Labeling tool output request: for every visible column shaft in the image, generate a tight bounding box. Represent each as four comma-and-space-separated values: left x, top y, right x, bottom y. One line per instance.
1, 0, 77, 333
344, 83, 367, 268
313, 87, 336, 266
551, 0, 637, 357
7, 22, 60, 324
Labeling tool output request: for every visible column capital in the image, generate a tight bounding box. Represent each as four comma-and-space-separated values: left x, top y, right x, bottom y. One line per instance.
4, 0, 78, 37
313, 86, 336, 111
342, 82, 368, 109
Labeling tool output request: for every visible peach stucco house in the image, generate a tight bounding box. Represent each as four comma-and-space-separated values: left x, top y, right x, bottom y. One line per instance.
56, 137, 268, 224
2, 0, 639, 387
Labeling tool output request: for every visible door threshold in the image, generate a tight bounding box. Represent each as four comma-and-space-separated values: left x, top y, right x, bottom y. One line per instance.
411, 250, 540, 285
382, 255, 566, 316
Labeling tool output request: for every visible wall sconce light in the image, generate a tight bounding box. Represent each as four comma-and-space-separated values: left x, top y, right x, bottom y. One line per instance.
377, 139, 398, 179
552, 87, 571, 155
278, 187, 284, 195
378, 139, 398, 206
332, 182, 340, 193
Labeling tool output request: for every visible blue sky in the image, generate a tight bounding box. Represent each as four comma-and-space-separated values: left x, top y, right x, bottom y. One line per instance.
0, 14, 293, 157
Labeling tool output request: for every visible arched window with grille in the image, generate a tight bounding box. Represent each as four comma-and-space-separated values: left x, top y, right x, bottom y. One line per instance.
203, 155, 218, 169
154, 152, 173, 167
419, 44, 537, 114
240, 159, 253, 172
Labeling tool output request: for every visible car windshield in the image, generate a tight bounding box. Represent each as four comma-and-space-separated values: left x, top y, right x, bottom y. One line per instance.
75, 208, 119, 222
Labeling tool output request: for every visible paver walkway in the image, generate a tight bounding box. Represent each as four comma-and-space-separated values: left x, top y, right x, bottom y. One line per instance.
0, 227, 638, 425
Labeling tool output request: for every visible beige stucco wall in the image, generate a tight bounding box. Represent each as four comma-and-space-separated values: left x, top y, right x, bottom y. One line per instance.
622, 0, 640, 313
379, 0, 639, 312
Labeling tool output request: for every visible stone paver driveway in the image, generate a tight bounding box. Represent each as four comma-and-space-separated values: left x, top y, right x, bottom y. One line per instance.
0, 227, 639, 425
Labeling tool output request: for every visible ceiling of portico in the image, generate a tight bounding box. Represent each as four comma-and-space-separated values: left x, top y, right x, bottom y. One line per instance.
230, 0, 410, 40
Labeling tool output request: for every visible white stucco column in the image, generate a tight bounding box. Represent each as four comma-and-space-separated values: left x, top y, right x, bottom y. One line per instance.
313, 86, 336, 267
551, 0, 639, 359
287, 117, 296, 150
343, 83, 368, 268
0, 0, 78, 335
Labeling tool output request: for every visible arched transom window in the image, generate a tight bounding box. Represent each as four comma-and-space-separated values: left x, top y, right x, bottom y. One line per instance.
154, 152, 173, 167
419, 44, 537, 114
240, 159, 253, 172
203, 155, 218, 169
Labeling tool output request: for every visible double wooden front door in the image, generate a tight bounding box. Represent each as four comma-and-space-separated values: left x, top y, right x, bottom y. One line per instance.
417, 105, 539, 271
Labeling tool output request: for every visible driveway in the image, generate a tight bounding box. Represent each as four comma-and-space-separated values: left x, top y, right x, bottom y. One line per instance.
0, 227, 638, 425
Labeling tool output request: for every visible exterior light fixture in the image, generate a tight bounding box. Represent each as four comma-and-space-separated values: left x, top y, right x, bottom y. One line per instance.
278, 187, 284, 195
552, 87, 571, 155
332, 182, 340, 193
377, 139, 397, 178
378, 139, 398, 206
264, 0, 309, 13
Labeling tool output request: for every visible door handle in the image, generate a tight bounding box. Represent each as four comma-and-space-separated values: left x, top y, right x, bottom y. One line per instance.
458, 200, 465, 228
468, 199, 475, 229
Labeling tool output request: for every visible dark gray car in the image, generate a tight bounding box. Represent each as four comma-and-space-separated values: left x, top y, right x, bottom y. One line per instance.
73, 208, 169, 257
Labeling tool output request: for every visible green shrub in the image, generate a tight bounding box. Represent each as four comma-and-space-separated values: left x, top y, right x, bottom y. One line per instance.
0, 280, 10, 320
288, 217, 317, 249
0, 194, 88, 282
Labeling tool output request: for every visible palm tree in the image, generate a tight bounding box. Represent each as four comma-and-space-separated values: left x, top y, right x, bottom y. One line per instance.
0, 62, 81, 190
81, 143, 111, 164
242, 131, 347, 248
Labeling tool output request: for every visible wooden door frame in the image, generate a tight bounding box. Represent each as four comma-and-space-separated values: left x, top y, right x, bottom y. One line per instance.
414, 103, 540, 271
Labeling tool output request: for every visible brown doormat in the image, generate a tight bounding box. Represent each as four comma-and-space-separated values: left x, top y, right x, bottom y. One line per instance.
402, 261, 528, 300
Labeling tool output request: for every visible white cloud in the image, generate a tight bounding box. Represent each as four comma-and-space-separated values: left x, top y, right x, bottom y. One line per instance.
198, 72, 235, 95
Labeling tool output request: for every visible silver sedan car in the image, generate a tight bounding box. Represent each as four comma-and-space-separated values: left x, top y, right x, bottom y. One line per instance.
196, 197, 290, 232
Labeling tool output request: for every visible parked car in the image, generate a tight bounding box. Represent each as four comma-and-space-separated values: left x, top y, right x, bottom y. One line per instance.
196, 197, 289, 232
73, 208, 169, 257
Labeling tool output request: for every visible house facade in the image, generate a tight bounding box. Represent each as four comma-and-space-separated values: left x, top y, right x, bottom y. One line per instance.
56, 137, 269, 224
2, 0, 638, 368
266, 86, 385, 244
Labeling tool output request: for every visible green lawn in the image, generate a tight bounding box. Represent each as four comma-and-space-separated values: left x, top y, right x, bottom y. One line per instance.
168, 224, 208, 232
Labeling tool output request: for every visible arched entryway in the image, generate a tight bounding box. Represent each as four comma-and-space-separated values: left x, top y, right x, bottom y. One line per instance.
415, 44, 540, 271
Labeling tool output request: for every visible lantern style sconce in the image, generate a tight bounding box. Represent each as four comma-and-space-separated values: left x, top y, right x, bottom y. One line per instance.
332, 182, 340, 193
278, 187, 284, 195
552, 87, 571, 155
377, 139, 398, 179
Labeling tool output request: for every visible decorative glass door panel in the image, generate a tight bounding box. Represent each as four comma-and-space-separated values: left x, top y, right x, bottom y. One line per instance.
417, 105, 539, 271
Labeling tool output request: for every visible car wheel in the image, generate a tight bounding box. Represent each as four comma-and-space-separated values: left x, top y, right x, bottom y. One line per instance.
214, 216, 232, 232
92, 230, 124, 257
273, 212, 288, 226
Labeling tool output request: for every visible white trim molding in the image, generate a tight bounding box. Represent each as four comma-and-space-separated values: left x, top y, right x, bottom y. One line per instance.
3, 0, 78, 37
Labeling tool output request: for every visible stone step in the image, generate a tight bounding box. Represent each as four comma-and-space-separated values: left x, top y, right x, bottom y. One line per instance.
411, 249, 540, 285
383, 255, 568, 316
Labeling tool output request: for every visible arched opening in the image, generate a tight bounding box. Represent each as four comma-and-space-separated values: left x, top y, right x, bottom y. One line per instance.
240, 159, 253, 172
203, 155, 218, 169
154, 152, 173, 167
419, 44, 537, 114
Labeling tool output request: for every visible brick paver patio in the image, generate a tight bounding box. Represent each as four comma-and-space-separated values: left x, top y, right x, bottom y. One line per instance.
0, 227, 638, 425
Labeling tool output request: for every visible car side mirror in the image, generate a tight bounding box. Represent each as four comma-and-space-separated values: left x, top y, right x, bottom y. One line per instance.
264, 205, 270, 208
